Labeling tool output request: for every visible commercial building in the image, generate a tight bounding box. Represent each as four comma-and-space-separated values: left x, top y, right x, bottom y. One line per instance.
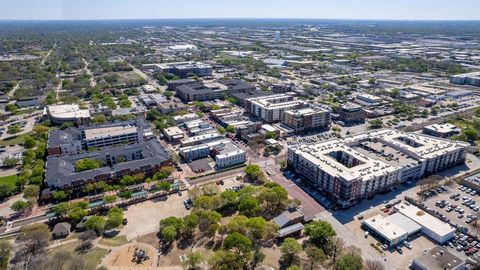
44, 104, 91, 125
173, 79, 255, 102
143, 62, 212, 78
411, 246, 465, 270
45, 138, 171, 190
338, 102, 365, 125
450, 72, 480, 87
210, 139, 246, 169
362, 215, 408, 246
287, 129, 468, 207
173, 113, 199, 124
47, 118, 150, 156
162, 126, 185, 143
245, 94, 306, 123
179, 144, 210, 161
282, 104, 330, 133
461, 172, 480, 191
423, 123, 460, 138
354, 93, 382, 106
180, 131, 223, 147
395, 203, 455, 244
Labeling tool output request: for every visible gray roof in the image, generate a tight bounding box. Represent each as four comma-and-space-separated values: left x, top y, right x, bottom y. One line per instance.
278, 223, 304, 237
52, 222, 71, 234
45, 138, 171, 188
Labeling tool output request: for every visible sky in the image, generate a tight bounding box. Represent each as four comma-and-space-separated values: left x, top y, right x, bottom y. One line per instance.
0, 0, 479, 21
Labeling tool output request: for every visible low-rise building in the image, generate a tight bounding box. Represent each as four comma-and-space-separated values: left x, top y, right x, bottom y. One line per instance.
354, 93, 382, 106
423, 123, 460, 138
362, 214, 408, 246
411, 246, 464, 270
144, 62, 212, 78
450, 72, 480, 87
45, 138, 171, 189
179, 144, 210, 161
45, 104, 91, 125
180, 131, 223, 147
162, 126, 185, 143
210, 140, 246, 169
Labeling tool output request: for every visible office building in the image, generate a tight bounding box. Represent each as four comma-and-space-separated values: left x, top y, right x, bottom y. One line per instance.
245, 94, 306, 123
287, 129, 468, 207
179, 144, 210, 161
210, 140, 246, 169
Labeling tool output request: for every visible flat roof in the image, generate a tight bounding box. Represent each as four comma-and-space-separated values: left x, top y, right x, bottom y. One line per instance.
386, 212, 422, 235
363, 214, 408, 241
413, 246, 464, 270
395, 203, 455, 237
84, 125, 137, 140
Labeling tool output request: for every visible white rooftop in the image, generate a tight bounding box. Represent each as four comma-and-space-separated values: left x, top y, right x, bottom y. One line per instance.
395, 203, 455, 237
363, 214, 408, 241
47, 104, 90, 119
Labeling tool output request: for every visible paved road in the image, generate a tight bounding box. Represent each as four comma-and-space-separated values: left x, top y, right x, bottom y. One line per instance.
131, 65, 164, 91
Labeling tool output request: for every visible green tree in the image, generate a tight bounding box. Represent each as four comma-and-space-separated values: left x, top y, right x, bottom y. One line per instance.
217, 127, 226, 134
224, 232, 253, 254
208, 250, 246, 270
11, 200, 29, 213
75, 158, 100, 172
52, 191, 67, 201
68, 207, 87, 224
161, 225, 177, 244
0, 239, 12, 270
280, 238, 302, 267
23, 135, 37, 149
104, 195, 117, 204
368, 119, 383, 129
7, 124, 22, 135
226, 125, 235, 134
23, 185, 39, 203
238, 196, 259, 217
120, 175, 135, 186
265, 131, 276, 139
305, 220, 336, 248
335, 253, 363, 270
0, 184, 14, 199
156, 181, 172, 193
106, 207, 123, 229
84, 216, 106, 234
18, 223, 51, 264
183, 251, 203, 270
305, 245, 326, 270
5, 104, 18, 112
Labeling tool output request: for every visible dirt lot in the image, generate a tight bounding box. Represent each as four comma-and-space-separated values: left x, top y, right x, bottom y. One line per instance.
120, 192, 190, 240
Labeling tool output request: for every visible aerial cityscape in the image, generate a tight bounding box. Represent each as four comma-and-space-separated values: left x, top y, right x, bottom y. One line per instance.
0, 1, 479, 270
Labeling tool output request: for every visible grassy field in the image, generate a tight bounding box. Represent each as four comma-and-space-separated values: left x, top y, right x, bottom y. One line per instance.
49, 241, 108, 267
99, 235, 128, 247
0, 175, 18, 189
0, 134, 28, 147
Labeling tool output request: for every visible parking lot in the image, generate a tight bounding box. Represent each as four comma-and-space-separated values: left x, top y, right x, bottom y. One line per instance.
421, 184, 478, 235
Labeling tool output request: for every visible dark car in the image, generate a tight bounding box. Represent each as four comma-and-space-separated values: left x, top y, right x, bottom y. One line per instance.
122, 218, 128, 225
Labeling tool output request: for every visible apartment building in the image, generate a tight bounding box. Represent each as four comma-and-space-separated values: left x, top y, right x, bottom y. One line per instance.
245, 94, 306, 123
287, 129, 468, 207
338, 102, 366, 125
282, 105, 330, 133
47, 118, 150, 156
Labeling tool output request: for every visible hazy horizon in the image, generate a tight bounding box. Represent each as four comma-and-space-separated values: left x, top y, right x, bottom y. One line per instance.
1, 0, 479, 21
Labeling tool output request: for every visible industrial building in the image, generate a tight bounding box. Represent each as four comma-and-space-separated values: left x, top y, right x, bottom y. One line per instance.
245, 94, 306, 123
287, 129, 468, 207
